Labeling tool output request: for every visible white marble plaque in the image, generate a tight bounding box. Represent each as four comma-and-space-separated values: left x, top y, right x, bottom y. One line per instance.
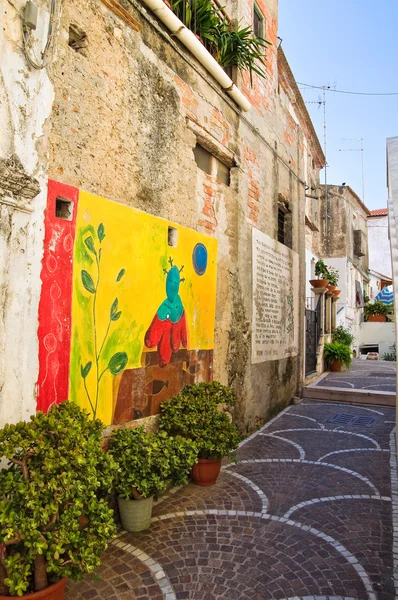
252, 227, 299, 363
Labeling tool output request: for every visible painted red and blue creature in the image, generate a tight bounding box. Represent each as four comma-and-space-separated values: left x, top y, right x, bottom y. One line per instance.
145, 258, 188, 366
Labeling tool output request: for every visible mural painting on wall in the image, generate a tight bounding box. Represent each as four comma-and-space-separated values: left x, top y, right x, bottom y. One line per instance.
37, 180, 218, 425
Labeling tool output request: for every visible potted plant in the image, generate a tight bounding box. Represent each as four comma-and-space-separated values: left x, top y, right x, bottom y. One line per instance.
331, 325, 354, 347
326, 266, 339, 293
364, 301, 390, 322
108, 428, 198, 532
0, 402, 116, 599
159, 382, 241, 487
310, 259, 329, 289
324, 341, 352, 372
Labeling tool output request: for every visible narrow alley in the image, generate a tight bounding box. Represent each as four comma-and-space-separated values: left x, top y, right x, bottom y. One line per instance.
66, 400, 397, 600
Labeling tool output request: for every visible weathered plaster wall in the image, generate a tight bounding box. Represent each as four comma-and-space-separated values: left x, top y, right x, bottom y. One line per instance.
43, 0, 312, 430
0, 0, 324, 430
320, 185, 369, 272
0, 1, 54, 425
359, 322, 395, 358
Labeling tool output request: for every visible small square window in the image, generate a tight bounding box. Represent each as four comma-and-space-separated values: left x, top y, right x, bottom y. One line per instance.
193, 144, 212, 175
216, 159, 230, 186
253, 5, 265, 38
55, 197, 73, 221
168, 226, 178, 247
278, 208, 285, 245
278, 202, 292, 249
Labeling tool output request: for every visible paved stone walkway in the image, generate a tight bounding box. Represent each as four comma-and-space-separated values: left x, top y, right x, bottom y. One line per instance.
316, 359, 396, 393
66, 400, 397, 600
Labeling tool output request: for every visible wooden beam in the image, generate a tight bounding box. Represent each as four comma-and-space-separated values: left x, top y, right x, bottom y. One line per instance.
100, 0, 142, 32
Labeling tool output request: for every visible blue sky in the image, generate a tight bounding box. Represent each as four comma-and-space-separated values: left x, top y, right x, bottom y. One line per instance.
278, 0, 398, 210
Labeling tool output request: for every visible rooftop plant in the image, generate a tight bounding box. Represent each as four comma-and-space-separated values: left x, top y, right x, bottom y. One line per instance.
213, 20, 270, 84
0, 402, 116, 597
170, 0, 270, 85
159, 382, 241, 460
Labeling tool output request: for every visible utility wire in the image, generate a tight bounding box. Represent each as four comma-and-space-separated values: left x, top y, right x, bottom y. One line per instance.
297, 81, 398, 96
22, 0, 58, 69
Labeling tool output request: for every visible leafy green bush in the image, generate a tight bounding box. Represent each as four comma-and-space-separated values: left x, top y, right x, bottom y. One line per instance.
332, 325, 354, 347
324, 341, 352, 370
108, 427, 198, 500
314, 259, 329, 279
383, 343, 396, 361
0, 402, 116, 597
159, 382, 241, 460
364, 301, 390, 317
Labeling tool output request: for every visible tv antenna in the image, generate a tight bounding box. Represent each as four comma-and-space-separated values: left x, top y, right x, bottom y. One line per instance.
338, 138, 365, 202
305, 84, 335, 243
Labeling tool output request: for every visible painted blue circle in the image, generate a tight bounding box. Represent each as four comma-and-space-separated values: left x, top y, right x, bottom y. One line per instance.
193, 243, 208, 276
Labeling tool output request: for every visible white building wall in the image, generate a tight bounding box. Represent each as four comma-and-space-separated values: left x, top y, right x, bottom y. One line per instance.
305, 248, 318, 305
0, 1, 54, 425
323, 256, 368, 355
359, 322, 396, 358
368, 214, 392, 278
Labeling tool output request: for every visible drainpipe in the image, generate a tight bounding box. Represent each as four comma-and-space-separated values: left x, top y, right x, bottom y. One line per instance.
140, 0, 252, 112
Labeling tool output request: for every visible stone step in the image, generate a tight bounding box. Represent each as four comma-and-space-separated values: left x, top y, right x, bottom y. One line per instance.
302, 384, 396, 407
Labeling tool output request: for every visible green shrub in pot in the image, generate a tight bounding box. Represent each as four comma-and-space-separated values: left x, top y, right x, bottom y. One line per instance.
0, 402, 116, 598
324, 341, 352, 371
364, 301, 390, 317
108, 427, 198, 531
159, 382, 241, 486
314, 259, 329, 280
331, 325, 354, 347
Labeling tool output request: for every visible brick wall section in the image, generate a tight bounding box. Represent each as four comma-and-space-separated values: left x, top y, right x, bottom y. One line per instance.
243, 145, 261, 225
197, 170, 218, 235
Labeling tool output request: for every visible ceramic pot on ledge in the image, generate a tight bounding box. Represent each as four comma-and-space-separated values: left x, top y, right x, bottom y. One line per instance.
309, 279, 329, 289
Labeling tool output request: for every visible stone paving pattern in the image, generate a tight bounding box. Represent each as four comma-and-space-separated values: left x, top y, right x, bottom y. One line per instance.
66, 400, 397, 599
316, 359, 396, 392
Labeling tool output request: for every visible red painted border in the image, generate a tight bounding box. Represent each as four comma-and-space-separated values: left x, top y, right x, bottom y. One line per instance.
36, 180, 79, 412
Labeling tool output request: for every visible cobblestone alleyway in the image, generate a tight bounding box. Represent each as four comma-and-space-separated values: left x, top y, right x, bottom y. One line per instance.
66, 401, 397, 600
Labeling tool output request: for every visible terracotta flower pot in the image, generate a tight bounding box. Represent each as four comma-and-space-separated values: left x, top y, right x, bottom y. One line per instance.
332, 289, 341, 297
326, 285, 336, 293
367, 314, 386, 322
309, 279, 329, 289
191, 458, 222, 486
0, 578, 67, 600
329, 361, 341, 372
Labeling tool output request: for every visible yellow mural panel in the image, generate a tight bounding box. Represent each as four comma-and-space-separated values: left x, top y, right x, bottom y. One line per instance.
70, 190, 217, 425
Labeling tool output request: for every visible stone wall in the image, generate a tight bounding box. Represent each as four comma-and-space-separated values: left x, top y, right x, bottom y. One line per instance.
1, 0, 323, 430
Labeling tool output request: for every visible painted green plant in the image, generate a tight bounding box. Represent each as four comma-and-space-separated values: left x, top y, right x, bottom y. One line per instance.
80, 223, 128, 419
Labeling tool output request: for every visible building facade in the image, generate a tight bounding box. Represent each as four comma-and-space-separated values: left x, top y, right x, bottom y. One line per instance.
0, 0, 324, 429
318, 184, 370, 356
368, 208, 392, 280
